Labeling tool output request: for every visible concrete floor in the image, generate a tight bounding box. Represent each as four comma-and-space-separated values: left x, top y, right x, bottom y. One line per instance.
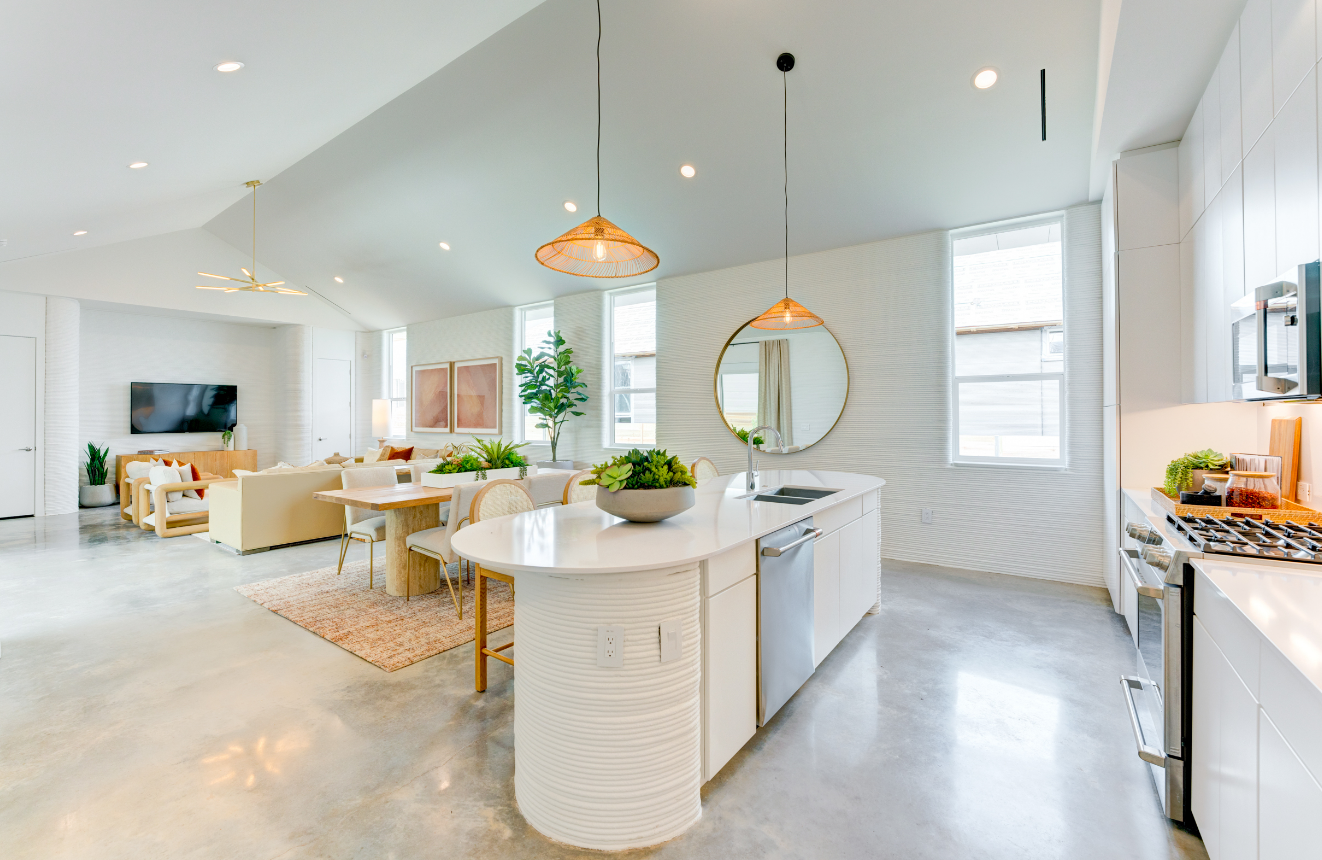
0, 507, 1207, 859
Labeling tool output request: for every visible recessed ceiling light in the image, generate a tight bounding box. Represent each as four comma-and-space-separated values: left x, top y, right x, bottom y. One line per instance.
564, 201, 577, 212
973, 68, 998, 89
128, 162, 149, 169
334, 276, 343, 283
439, 242, 451, 251
215, 61, 244, 73
73, 230, 87, 236
679, 164, 696, 178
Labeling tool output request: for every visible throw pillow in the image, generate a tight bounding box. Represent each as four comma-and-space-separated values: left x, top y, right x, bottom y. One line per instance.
412, 448, 439, 460
386, 446, 414, 461
125, 460, 154, 480
177, 462, 207, 500
148, 466, 184, 503
363, 447, 384, 463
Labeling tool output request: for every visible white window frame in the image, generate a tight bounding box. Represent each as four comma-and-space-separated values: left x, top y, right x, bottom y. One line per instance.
515, 301, 555, 444
607, 284, 657, 449
386, 327, 408, 440
949, 213, 1067, 468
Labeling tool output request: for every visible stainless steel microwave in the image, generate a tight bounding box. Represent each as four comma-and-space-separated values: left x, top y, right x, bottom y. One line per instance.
1231, 260, 1322, 400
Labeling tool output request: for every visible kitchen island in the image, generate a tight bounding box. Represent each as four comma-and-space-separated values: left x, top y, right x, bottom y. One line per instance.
450, 468, 885, 850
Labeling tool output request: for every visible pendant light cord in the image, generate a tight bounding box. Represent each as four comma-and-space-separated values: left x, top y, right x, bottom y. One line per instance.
783, 67, 788, 300
596, 0, 602, 217
252, 183, 258, 276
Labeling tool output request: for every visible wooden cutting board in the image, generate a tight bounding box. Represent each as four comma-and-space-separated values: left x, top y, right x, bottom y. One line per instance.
1270, 417, 1303, 502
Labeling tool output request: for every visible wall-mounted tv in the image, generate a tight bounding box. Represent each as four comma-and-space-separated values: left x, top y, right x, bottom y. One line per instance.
131, 382, 238, 434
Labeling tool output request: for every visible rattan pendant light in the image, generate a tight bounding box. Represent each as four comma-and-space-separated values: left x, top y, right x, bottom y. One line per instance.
535, 0, 658, 278
750, 53, 822, 330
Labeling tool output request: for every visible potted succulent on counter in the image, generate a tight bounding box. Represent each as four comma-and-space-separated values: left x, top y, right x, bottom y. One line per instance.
582, 448, 698, 523
1163, 449, 1231, 496
515, 330, 588, 470
420, 438, 535, 488
79, 442, 116, 508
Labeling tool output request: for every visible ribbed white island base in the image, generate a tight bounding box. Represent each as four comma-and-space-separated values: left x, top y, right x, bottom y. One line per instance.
513, 563, 702, 851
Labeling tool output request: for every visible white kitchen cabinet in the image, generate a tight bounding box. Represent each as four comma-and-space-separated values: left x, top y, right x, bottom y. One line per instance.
1222, 26, 1244, 184
1222, 166, 1246, 305
702, 573, 756, 782
1200, 195, 1230, 402
1192, 615, 1259, 860
1243, 0, 1276, 150
812, 527, 841, 666
1193, 211, 1212, 402
1205, 76, 1224, 205
1117, 147, 1180, 251
1243, 126, 1278, 288
1259, 710, 1322, 860
1181, 233, 1199, 403
840, 514, 877, 625
1273, 0, 1316, 114
1274, 67, 1319, 274
1180, 110, 1206, 239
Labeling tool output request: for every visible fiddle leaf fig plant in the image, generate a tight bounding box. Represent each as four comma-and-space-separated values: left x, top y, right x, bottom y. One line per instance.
515, 330, 588, 463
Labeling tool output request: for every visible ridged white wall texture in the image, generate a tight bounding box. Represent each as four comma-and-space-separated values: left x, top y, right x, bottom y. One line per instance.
44, 297, 79, 514
274, 325, 312, 466
79, 308, 279, 470
551, 289, 611, 466
514, 565, 702, 850
656, 205, 1105, 587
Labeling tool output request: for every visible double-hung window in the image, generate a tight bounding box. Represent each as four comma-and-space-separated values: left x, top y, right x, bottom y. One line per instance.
951, 216, 1065, 465
387, 328, 408, 438
609, 286, 656, 447
516, 302, 555, 443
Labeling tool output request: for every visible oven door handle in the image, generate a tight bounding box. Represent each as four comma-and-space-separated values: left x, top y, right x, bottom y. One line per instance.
1118, 547, 1164, 600
1120, 675, 1167, 766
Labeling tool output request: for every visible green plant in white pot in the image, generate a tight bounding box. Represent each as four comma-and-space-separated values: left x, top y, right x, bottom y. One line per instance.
79, 442, 116, 508
515, 330, 588, 470
582, 449, 697, 523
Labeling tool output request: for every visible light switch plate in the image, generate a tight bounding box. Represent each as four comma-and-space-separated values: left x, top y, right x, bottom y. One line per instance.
659, 619, 682, 664
597, 625, 625, 667
921, 508, 933, 525
1299, 482, 1312, 503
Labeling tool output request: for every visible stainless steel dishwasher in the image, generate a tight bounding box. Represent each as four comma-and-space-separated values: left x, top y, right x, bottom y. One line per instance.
757, 517, 820, 725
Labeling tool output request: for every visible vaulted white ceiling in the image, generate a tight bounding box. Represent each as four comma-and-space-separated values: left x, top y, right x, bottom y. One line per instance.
4, 0, 1186, 332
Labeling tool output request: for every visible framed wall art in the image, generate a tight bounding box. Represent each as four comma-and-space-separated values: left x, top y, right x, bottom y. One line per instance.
453, 356, 501, 434
411, 361, 452, 433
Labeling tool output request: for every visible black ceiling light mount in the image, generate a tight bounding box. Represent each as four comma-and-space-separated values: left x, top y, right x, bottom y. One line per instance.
776, 52, 795, 72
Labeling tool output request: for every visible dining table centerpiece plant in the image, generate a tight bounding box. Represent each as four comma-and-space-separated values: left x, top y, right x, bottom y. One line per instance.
79, 442, 116, 508
581, 448, 698, 523
515, 330, 588, 468
1163, 449, 1231, 496
422, 438, 536, 487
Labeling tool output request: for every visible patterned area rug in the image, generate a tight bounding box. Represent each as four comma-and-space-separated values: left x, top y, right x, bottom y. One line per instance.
235, 559, 513, 672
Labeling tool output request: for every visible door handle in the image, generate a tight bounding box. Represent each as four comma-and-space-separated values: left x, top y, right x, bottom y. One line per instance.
318, 437, 326, 441
762, 527, 823, 556
19, 447, 34, 452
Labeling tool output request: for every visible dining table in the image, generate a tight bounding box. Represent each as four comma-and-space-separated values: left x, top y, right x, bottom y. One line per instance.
313, 483, 454, 597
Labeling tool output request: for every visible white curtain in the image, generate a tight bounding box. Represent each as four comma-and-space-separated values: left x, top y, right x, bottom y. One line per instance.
757, 339, 793, 447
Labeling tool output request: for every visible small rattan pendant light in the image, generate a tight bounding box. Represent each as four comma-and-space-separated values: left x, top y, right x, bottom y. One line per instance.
535, 0, 658, 278
750, 53, 822, 330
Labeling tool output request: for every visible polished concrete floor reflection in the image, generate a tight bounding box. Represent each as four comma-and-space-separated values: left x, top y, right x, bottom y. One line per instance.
0, 508, 1206, 859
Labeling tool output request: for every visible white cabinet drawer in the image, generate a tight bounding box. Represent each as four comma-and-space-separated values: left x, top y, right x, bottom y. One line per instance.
702, 575, 757, 782
1259, 710, 1322, 860
1196, 569, 1262, 697
704, 542, 755, 597
1260, 642, 1322, 785
816, 494, 863, 536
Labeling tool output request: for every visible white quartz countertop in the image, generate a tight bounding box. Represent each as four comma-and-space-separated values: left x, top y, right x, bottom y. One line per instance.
450, 469, 885, 575
1194, 557, 1322, 695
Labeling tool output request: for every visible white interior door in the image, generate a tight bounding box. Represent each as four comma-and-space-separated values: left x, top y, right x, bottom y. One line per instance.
313, 358, 352, 461
0, 336, 37, 518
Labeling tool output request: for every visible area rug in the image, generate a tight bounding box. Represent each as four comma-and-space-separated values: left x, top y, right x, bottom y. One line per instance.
235, 560, 513, 672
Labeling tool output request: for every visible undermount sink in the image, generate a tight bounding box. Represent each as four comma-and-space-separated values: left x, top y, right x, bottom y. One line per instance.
738, 486, 841, 505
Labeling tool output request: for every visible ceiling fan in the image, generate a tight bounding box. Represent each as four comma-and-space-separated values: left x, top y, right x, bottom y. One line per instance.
196, 180, 305, 295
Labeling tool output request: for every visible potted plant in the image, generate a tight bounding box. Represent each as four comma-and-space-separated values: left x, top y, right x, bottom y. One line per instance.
420, 438, 537, 488
731, 425, 764, 447
581, 448, 698, 523
515, 330, 588, 470
1163, 449, 1231, 496
221, 429, 233, 451
79, 442, 116, 508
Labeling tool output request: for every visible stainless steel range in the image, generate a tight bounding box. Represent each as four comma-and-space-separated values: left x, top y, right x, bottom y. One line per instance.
1167, 513, 1322, 562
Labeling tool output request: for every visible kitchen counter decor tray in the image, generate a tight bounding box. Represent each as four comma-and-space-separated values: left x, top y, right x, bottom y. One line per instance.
1150, 487, 1322, 524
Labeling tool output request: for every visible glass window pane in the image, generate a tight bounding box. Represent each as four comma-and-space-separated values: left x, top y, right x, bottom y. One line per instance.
719, 372, 758, 431
389, 399, 406, 438
955, 328, 1065, 376
954, 224, 1062, 330
957, 379, 1060, 460
522, 304, 554, 353
614, 392, 655, 446
614, 359, 632, 389
613, 291, 656, 358
391, 331, 407, 399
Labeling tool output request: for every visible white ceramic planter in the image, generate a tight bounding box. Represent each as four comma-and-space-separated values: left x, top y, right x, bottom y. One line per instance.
595, 485, 696, 523
537, 459, 576, 471
420, 464, 537, 488
79, 484, 116, 508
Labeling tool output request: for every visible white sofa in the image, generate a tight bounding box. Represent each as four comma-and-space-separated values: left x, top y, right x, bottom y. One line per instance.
206, 467, 346, 553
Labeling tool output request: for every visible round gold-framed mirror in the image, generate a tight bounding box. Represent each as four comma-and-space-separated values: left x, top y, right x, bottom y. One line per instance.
713, 317, 849, 453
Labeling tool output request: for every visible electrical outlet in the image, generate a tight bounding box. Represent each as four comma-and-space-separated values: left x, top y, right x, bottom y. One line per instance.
659, 619, 682, 663
921, 508, 933, 525
597, 625, 625, 667
1300, 482, 1312, 503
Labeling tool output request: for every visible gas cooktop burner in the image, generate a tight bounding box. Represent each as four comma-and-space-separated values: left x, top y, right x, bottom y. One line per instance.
1170, 514, 1322, 563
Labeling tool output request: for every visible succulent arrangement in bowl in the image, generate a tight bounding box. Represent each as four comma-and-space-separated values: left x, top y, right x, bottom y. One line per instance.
581, 449, 697, 522
1163, 449, 1230, 496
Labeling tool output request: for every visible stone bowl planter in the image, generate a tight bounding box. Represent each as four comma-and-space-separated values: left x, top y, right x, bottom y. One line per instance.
79, 484, 116, 508
596, 485, 695, 523
537, 459, 576, 471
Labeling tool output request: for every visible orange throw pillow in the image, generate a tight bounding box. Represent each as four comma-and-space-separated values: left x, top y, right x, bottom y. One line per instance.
187, 462, 206, 500
386, 446, 414, 461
